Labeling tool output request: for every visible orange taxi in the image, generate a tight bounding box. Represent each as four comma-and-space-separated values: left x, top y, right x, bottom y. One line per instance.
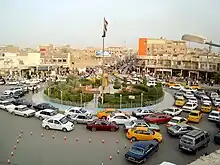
97, 108, 120, 119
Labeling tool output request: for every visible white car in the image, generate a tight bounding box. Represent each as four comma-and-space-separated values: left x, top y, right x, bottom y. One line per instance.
147, 81, 156, 86
66, 113, 97, 124
124, 120, 160, 132
42, 114, 74, 132
167, 116, 188, 127
174, 92, 184, 100
183, 91, 194, 99
208, 110, 220, 122
35, 109, 58, 120
107, 113, 137, 125
201, 96, 212, 104
8, 105, 36, 117
132, 108, 155, 118
159, 161, 177, 165
64, 107, 91, 116
3, 87, 23, 95
213, 97, 220, 107
6, 80, 19, 85
188, 97, 198, 104
182, 102, 198, 112
163, 107, 182, 116
0, 100, 15, 111
180, 87, 196, 93
169, 84, 182, 90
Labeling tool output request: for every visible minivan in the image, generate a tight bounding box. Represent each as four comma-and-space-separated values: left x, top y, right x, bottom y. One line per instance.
179, 129, 210, 154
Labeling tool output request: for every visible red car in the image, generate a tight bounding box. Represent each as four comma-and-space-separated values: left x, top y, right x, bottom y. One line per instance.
86, 119, 119, 132
144, 113, 172, 124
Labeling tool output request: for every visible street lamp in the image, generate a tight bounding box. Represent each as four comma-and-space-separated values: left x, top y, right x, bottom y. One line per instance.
80, 93, 83, 107
119, 94, 122, 109
141, 93, 143, 107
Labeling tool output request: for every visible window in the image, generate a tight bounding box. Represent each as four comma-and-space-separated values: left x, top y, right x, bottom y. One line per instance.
115, 116, 127, 119
134, 130, 142, 134
63, 59, 67, 62
78, 115, 85, 119
101, 122, 107, 125
195, 137, 200, 144
95, 121, 102, 125
70, 110, 75, 113
54, 120, 60, 124
58, 59, 62, 62
40, 111, 45, 115
200, 135, 205, 141
48, 120, 53, 123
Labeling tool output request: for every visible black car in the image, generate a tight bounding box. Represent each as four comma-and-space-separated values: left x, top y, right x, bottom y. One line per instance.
33, 103, 58, 111
12, 91, 25, 99
11, 99, 32, 108
214, 132, 220, 144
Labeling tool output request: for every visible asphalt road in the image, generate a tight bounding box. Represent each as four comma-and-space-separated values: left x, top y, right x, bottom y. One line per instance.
0, 86, 219, 165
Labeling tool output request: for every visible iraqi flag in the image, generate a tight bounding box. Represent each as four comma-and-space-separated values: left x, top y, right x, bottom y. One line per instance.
102, 17, 108, 38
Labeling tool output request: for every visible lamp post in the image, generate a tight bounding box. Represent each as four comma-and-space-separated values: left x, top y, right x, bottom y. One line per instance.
119, 94, 122, 109
60, 90, 63, 105
80, 93, 83, 107
141, 93, 143, 107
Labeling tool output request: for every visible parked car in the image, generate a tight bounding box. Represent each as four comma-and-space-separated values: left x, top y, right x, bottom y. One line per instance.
144, 113, 172, 124
206, 91, 219, 100
125, 140, 159, 164
212, 97, 220, 107
200, 102, 212, 113
194, 91, 206, 100
132, 108, 155, 118
183, 91, 194, 99
66, 113, 97, 124
8, 105, 35, 117
187, 110, 203, 123
11, 99, 32, 108
174, 98, 186, 107
64, 107, 91, 116
169, 84, 183, 90
166, 116, 188, 127
126, 127, 162, 142
0, 100, 15, 111
201, 95, 212, 105
35, 109, 58, 120
6, 80, 19, 85
182, 102, 198, 112
3, 87, 23, 95
188, 97, 198, 104
162, 107, 182, 116
33, 103, 58, 111
214, 132, 220, 144
12, 90, 25, 99
86, 119, 119, 132
97, 108, 122, 119
124, 120, 160, 132
174, 92, 184, 100
179, 129, 210, 154
167, 124, 197, 138
42, 114, 74, 132
107, 113, 137, 125
208, 110, 220, 122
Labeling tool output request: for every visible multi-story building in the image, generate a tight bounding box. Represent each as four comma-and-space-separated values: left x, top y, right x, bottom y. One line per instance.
137, 37, 220, 80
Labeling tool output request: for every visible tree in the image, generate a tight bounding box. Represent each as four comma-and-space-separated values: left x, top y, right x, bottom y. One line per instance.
143, 76, 147, 85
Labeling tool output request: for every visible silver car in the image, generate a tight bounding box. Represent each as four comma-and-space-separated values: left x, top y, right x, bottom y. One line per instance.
66, 114, 97, 124
124, 120, 160, 132
167, 124, 196, 138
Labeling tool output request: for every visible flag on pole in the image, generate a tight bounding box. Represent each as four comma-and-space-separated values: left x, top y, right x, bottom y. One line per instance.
102, 17, 108, 38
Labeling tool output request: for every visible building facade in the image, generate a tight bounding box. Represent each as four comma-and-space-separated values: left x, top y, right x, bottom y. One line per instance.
137, 38, 220, 80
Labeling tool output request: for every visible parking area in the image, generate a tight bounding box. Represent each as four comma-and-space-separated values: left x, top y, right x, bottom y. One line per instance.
0, 86, 219, 165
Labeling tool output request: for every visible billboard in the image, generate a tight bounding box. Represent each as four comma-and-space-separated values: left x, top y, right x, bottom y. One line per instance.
95, 50, 111, 57
138, 38, 147, 56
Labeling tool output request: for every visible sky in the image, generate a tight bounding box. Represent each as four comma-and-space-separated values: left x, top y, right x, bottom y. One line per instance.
0, 0, 220, 49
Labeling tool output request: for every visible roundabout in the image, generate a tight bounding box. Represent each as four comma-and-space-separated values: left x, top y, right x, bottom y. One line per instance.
0, 85, 220, 165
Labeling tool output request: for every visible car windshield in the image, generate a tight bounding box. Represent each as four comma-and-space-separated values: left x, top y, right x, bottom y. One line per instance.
176, 93, 182, 96
181, 137, 193, 145
171, 125, 181, 130
203, 98, 210, 101
60, 117, 68, 124
185, 103, 192, 107
215, 98, 220, 102
129, 146, 144, 155
21, 107, 28, 111
80, 109, 87, 113
190, 112, 198, 116
170, 119, 179, 123
190, 98, 196, 101
51, 111, 58, 116
137, 109, 142, 112
203, 104, 210, 107
165, 108, 173, 112
129, 121, 135, 126
3, 102, 11, 106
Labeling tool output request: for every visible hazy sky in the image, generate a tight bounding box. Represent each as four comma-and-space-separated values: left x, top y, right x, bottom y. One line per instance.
0, 0, 220, 48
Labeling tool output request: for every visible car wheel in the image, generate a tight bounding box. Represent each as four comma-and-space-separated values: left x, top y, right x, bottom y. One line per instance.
112, 121, 117, 125
143, 158, 147, 163
204, 142, 208, 148
11, 112, 15, 115
131, 137, 137, 142
62, 128, 67, 132
24, 114, 28, 118
39, 116, 43, 120
110, 127, 116, 132
153, 139, 159, 142
10, 92, 13, 95
45, 125, 50, 130
178, 134, 182, 139
92, 127, 96, 132
73, 121, 77, 124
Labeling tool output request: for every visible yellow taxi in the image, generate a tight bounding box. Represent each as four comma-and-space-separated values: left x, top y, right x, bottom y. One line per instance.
200, 103, 212, 113
190, 84, 201, 90
166, 82, 176, 87
97, 108, 118, 119
126, 127, 163, 142
187, 110, 203, 123
174, 98, 186, 107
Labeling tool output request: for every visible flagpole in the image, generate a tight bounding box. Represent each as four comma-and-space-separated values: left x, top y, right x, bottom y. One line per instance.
101, 36, 105, 106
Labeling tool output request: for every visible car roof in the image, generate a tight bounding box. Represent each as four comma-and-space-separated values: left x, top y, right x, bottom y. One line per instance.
172, 116, 184, 120
202, 102, 211, 105
50, 114, 65, 119
190, 110, 200, 113
134, 127, 148, 131
42, 109, 56, 112
210, 110, 220, 114
113, 113, 126, 116
16, 105, 26, 108
133, 140, 158, 148
159, 161, 177, 165
67, 107, 82, 111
